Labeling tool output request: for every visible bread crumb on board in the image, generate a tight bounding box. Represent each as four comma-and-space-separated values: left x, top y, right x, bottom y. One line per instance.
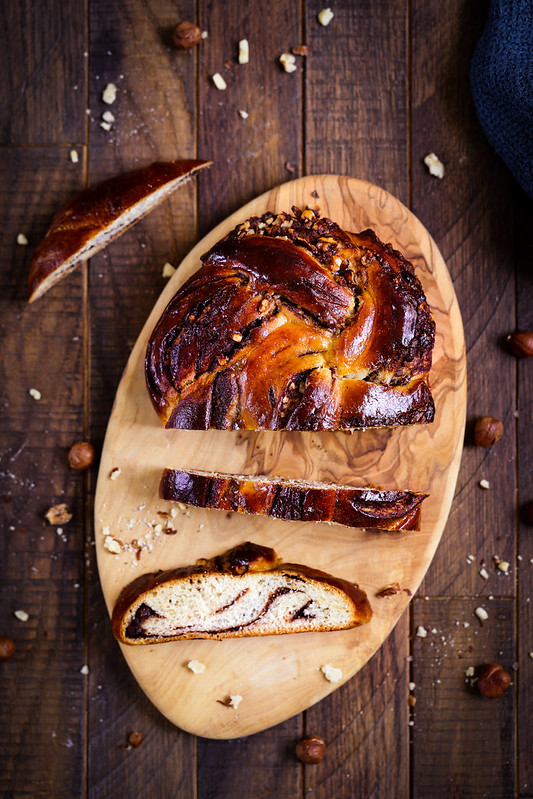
475, 606, 489, 624
187, 660, 206, 674
279, 53, 297, 73
102, 83, 117, 104
28, 387, 41, 400
228, 694, 243, 709
321, 663, 342, 683
211, 72, 227, 90
416, 625, 428, 638
17, 233, 29, 245
104, 535, 122, 554
318, 8, 334, 26
14, 609, 29, 622
424, 152, 444, 178
238, 39, 249, 64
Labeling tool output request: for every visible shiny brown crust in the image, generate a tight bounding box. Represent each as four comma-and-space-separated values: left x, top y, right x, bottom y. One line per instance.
28, 159, 212, 302
160, 468, 427, 531
145, 207, 435, 430
111, 541, 373, 644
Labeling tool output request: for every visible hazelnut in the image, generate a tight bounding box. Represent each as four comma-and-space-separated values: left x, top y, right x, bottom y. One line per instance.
507, 331, 533, 358
172, 21, 202, 50
45, 503, 72, 525
477, 663, 511, 698
295, 735, 326, 764
127, 731, 143, 748
0, 635, 16, 662
473, 416, 503, 447
68, 441, 95, 471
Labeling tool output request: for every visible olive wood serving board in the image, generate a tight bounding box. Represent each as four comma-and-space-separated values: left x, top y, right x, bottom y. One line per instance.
95, 175, 466, 739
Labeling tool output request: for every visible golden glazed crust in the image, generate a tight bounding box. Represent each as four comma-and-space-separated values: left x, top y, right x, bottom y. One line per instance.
145, 208, 435, 430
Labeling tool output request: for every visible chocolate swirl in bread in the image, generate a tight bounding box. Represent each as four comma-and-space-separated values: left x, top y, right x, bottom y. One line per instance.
146, 207, 435, 430
112, 542, 372, 644
160, 468, 428, 531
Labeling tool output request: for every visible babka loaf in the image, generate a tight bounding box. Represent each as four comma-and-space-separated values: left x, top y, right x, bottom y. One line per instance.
28, 159, 211, 302
112, 541, 372, 644
160, 468, 428, 531
145, 207, 435, 430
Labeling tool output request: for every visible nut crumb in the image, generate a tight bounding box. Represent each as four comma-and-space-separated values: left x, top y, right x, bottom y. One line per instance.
170, 507, 179, 518
126, 731, 143, 749
175, 502, 187, 511
320, 663, 342, 683
238, 39, 249, 64
479, 479, 490, 490
102, 110, 115, 124
279, 53, 297, 73
292, 45, 309, 56
465, 666, 475, 677
212, 72, 227, 90
408, 694, 416, 707
475, 606, 489, 624
68, 441, 95, 471
228, 694, 242, 709
80, 664, 89, 675
408, 682, 416, 691
376, 582, 401, 598
102, 83, 117, 104
45, 503, 72, 525
416, 625, 428, 638
70, 150, 79, 163
497, 560, 509, 573
187, 660, 206, 674
28, 388, 41, 400
201, 30, 208, 39
100, 121, 112, 132
14, 609, 29, 622
479, 567, 489, 580
162, 262, 176, 278
104, 535, 122, 554
232, 332, 243, 342
238, 109, 249, 119
17, 233, 28, 245
109, 467, 121, 480
317, 8, 334, 26
0, 635, 16, 661
424, 152, 444, 179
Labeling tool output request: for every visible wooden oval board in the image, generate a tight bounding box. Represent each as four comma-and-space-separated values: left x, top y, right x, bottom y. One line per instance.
95, 175, 466, 739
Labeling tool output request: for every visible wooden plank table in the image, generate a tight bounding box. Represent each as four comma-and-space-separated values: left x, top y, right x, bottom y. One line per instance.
1, 1, 531, 797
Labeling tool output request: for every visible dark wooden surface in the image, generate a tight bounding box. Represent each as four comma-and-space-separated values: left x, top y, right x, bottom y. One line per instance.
1, 1, 531, 797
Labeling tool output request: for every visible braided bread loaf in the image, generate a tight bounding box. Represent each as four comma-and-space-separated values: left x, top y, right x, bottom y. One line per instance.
146, 208, 435, 430
112, 541, 372, 644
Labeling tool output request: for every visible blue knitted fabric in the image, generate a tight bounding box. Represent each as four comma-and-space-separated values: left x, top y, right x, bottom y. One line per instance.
470, 0, 533, 198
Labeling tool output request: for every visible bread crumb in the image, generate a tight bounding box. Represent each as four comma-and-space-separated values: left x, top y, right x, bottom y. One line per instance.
175, 502, 187, 512
14, 609, 29, 622
201, 30, 208, 39
229, 694, 242, 709
317, 7, 334, 26
408, 681, 415, 691
416, 625, 428, 638
28, 388, 41, 400
238, 39, 249, 64
162, 262, 176, 278
109, 467, 121, 480
279, 53, 297, 73
80, 664, 89, 675
187, 660, 206, 674
104, 535, 122, 554
321, 663, 342, 683
479, 567, 489, 580
238, 109, 249, 119
17, 233, 28, 245
102, 110, 115, 123
102, 83, 117, 104
170, 507, 179, 518
100, 121, 112, 132
424, 152, 444, 179
465, 666, 475, 677
475, 606, 488, 623
70, 150, 79, 163
479, 479, 490, 490
212, 72, 227, 90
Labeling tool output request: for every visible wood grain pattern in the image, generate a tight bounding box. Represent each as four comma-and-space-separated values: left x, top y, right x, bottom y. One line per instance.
94, 174, 466, 738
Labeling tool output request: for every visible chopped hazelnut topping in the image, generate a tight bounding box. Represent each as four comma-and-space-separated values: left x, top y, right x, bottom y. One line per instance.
175, 502, 187, 512
127, 731, 143, 748
292, 45, 309, 56
238, 39, 249, 64
475, 606, 489, 623
70, 150, 79, 163
465, 666, 475, 677
479, 479, 490, 490
317, 7, 334, 26
109, 467, 121, 480
228, 694, 243, 709
28, 388, 41, 400
17, 233, 28, 245
238, 109, 249, 119
279, 53, 297, 73
424, 152, 444, 179
102, 110, 115, 123
232, 332, 243, 342
45, 503, 72, 525
408, 682, 416, 691
187, 660, 206, 674
100, 121, 112, 132
104, 535, 122, 554
376, 582, 401, 598
201, 30, 208, 39
162, 262, 176, 278
321, 663, 342, 683
102, 83, 117, 104
14, 609, 29, 622
479, 567, 489, 580
497, 560, 509, 573
416, 625, 428, 638
212, 72, 227, 90
80, 664, 89, 675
